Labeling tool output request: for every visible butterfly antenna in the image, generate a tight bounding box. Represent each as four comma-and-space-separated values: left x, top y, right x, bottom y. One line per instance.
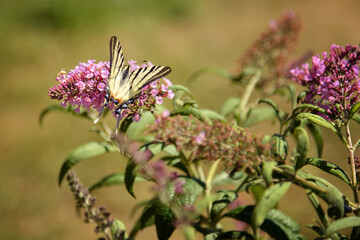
115, 114, 122, 133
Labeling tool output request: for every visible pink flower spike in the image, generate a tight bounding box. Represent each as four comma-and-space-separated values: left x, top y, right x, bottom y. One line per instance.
156, 96, 163, 104
132, 113, 141, 122
97, 82, 106, 91
167, 90, 175, 99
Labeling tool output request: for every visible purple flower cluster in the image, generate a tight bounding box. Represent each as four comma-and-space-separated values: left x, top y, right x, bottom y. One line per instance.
290, 44, 360, 121
239, 11, 302, 86
49, 60, 110, 113
49, 60, 174, 122
146, 112, 272, 174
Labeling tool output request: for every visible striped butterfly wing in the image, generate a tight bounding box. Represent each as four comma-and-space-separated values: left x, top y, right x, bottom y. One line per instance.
127, 65, 171, 100
108, 36, 131, 105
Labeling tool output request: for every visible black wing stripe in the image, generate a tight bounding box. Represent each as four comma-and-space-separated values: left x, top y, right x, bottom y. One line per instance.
137, 66, 171, 89
131, 68, 145, 83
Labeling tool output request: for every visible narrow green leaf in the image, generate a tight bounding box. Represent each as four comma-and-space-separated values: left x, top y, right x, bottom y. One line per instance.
297, 113, 336, 133
126, 111, 155, 141
293, 127, 310, 170
216, 231, 255, 240
249, 184, 266, 203
119, 115, 133, 133
220, 97, 241, 117
58, 142, 118, 185
182, 225, 196, 240
171, 107, 212, 124
89, 172, 147, 192
39, 104, 90, 127
155, 203, 176, 240
287, 84, 297, 110
306, 190, 329, 228
326, 216, 360, 236
242, 107, 277, 127
304, 158, 350, 185
200, 109, 227, 122
130, 203, 156, 238
125, 158, 141, 198
351, 113, 360, 125
258, 99, 280, 119
252, 182, 291, 232
224, 206, 304, 240
348, 102, 360, 120
292, 104, 327, 115
210, 191, 237, 221
262, 161, 277, 187
169, 85, 195, 99
307, 122, 324, 157
186, 66, 233, 86
270, 134, 288, 162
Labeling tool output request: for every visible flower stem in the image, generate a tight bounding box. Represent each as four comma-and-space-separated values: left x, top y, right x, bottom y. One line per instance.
239, 70, 262, 122
345, 124, 360, 214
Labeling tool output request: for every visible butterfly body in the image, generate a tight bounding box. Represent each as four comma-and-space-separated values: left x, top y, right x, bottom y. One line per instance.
95, 36, 171, 128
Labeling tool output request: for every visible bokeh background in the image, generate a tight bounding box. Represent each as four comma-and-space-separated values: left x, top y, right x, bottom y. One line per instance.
2, 0, 360, 239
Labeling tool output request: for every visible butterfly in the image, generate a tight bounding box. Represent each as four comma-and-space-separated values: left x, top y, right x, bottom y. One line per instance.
94, 36, 171, 129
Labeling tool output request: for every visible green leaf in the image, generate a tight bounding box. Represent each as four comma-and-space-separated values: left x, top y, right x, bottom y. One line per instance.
169, 85, 195, 99
89, 172, 147, 192
119, 115, 133, 133
220, 97, 241, 117
166, 177, 205, 208
224, 206, 304, 240
307, 122, 324, 157
265, 209, 305, 240
287, 84, 297, 110
306, 190, 329, 228
294, 168, 345, 219
348, 102, 360, 120
210, 191, 237, 221
58, 142, 118, 185
262, 161, 277, 187
242, 107, 277, 127
211, 171, 247, 187
186, 66, 233, 86
125, 158, 141, 198
297, 113, 335, 130
303, 158, 350, 185
270, 134, 288, 162
126, 111, 155, 141
171, 107, 212, 124
258, 99, 280, 120
182, 225, 196, 240
200, 109, 227, 122
130, 203, 156, 238
252, 182, 291, 233
293, 127, 310, 170
351, 113, 360, 125
111, 219, 126, 239
39, 104, 90, 127
326, 216, 360, 236
216, 231, 255, 240
155, 203, 176, 240
249, 184, 266, 203
292, 104, 327, 115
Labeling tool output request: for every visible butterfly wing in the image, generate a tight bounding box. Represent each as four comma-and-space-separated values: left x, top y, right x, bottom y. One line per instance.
108, 36, 131, 105
127, 65, 171, 100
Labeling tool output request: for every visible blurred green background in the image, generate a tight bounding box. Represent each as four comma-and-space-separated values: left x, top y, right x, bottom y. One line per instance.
1, 0, 360, 239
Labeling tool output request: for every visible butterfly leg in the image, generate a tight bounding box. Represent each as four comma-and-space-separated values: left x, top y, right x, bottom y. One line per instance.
94, 90, 111, 124
115, 103, 127, 133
